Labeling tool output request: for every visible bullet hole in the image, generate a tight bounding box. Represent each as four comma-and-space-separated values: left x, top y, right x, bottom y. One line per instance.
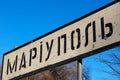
104, 36, 108, 40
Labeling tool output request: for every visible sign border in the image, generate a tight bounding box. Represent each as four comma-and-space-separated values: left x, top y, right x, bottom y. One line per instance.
1, 1, 120, 80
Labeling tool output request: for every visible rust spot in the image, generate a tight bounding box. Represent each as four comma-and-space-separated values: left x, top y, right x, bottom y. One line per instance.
98, 35, 101, 37
93, 44, 95, 48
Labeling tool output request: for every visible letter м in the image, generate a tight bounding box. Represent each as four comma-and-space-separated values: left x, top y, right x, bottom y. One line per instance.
7, 55, 18, 75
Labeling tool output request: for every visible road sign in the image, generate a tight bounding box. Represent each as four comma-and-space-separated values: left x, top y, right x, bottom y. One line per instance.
2, 1, 120, 80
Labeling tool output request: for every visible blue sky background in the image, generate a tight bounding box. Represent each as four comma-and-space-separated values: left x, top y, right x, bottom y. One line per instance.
83, 46, 120, 80
0, 0, 119, 80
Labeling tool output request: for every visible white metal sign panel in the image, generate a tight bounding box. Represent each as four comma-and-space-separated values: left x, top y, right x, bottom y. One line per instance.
2, 1, 120, 80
